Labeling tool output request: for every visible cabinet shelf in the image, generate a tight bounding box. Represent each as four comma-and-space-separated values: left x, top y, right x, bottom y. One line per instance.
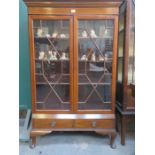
35, 59, 112, 62
35, 59, 69, 62
34, 37, 69, 40
78, 59, 112, 62
78, 37, 113, 40
34, 37, 69, 44
36, 82, 111, 85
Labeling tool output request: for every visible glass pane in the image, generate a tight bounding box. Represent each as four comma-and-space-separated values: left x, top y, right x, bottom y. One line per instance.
116, 8, 125, 104
78, 20, 114, 110
117, 13, 125, 83
33, 19, 70, 110
128, 3, 135, 84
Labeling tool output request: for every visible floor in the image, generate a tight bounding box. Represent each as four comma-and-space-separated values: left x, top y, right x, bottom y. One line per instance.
19, 131, 135, 155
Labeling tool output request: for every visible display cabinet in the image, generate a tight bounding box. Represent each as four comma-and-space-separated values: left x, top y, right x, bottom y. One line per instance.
116, 0, 135, 145
24, 0, 121, 148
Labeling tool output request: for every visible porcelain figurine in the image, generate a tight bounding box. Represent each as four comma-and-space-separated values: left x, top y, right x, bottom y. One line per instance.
49, 51, 57, 60
90, 29, 97, 38
52, 32, 58, 38
86, 48, 93, 60
44, 54, 48, 60
98, 55, 104, 61
105, 53, 109, 61
38, 51, 45, 60
60, 52, 68, 60
91, 53, 96, 62
48, 50, 53, 60
81, 54, 88, 61
82, 31, 87, 38
53, 51, 58, 60
48, 50, 52, 56
37, 28, 43, 37
46, 34, 51, 38
60, 34, 66, 38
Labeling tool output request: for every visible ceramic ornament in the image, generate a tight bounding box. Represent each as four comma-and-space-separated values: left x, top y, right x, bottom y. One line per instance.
60, 34, 66, 38
38, 51, 45, 60
52, 32, 58, 38
46, 34, 50, 37
60, 52, 68, 60
82, 31, 87, 38
90, 29, 97, 38
98, 55, 104, 61
48, 50, 52, 56
91, 53, 96, 61
52, 51, 58, 60
81, 54, 88, 61
37, 28, 43, 37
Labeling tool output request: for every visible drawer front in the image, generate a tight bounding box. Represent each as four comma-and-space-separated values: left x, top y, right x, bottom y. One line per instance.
75, 119, 114, 129
33, 119, 73, 129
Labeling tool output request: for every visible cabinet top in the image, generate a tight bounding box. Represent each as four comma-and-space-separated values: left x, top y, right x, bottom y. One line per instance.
24, 0, 122, 8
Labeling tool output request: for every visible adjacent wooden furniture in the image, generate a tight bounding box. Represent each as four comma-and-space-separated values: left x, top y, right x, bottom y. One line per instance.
116, 0, 135, 145
24, 0, 121, 148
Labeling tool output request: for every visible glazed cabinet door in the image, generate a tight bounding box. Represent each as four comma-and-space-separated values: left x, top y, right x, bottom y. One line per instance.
74, 16, 118, 112
29, 16, 73, 112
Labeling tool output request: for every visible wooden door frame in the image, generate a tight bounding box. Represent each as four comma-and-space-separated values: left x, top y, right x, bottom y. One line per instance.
28, 15, 74, 114
73, 15, 118, 114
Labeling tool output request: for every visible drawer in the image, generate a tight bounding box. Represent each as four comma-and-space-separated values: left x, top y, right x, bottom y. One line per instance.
33, 119, 73, 129
75, 119, 114, 129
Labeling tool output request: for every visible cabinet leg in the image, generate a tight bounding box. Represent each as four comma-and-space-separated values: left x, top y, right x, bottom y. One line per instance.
29, 136, 36, 149
116, 111, 119, 132
110, 133, 117, 149
121, 115, 126, 145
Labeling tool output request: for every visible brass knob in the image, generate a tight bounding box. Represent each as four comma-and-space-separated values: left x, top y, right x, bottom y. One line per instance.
71, 9, 76, 13
51, 121, 56, 127
92, 121, 96, 128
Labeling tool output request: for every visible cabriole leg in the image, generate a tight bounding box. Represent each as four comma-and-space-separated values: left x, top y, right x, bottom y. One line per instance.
29, 136, 36, 149
110, 133, 117, 149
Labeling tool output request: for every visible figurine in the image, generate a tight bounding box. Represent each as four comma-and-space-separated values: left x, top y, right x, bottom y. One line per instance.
44, 54, 48, 60
105, 52, 112, 61
49, 51, 57, 60
52, 32, 58, 38
60, 34, 66, 38
90, 29, 97, 38
105, 53, 109, 61
46, 34, 51, 38
37, 28, 43, 37
86, 48, 93, 60
38, 51, 45, 60
48, 50, 53, 60
53, 51, 58, 60
98, 55, 104, 61
48, 50, 52, 56
81, 54, 88, 61
60, 52, 68, 60
82, 31, 87, 38
91, 53, 96, 62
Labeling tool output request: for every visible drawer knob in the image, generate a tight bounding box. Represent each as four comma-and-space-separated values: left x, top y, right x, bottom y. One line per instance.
71, 9, 76, 13
92, 121, 96, 128
51, 121, 56, 127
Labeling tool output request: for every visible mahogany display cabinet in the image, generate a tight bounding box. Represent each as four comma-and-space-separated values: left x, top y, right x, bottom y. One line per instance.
116, 0, 135, 145
24, 0, 121, 148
